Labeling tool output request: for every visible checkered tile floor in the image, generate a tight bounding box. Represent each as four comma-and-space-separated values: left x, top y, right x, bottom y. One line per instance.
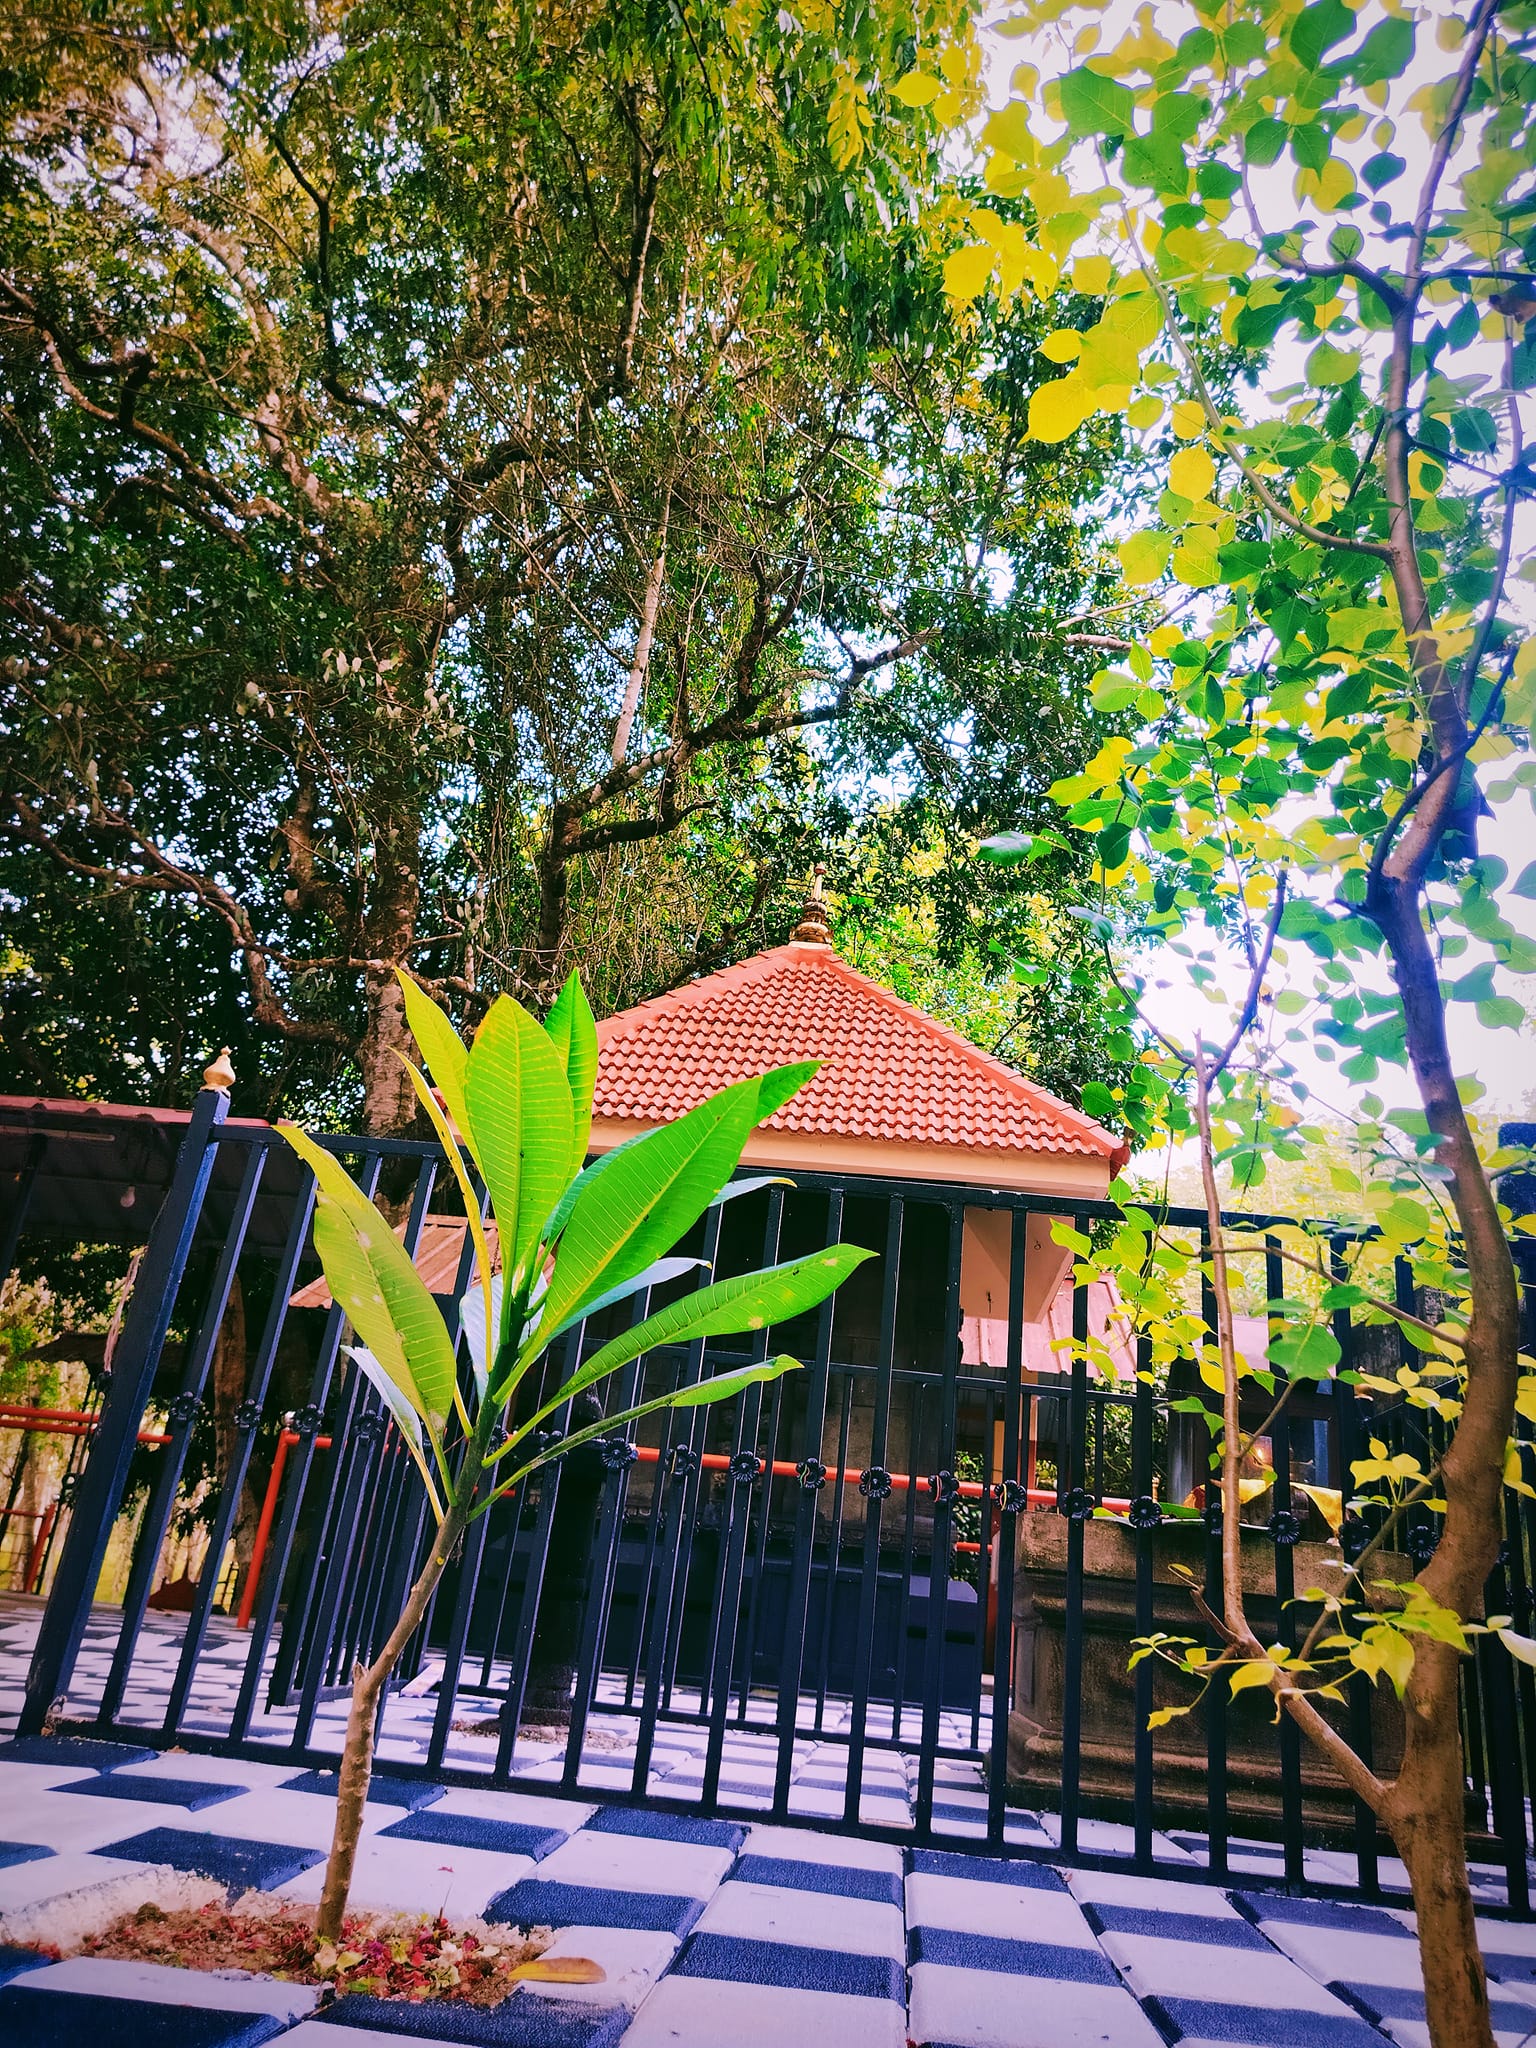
4, 1600, 1536, 2044
2, 1738, 1536, 2046
0, 1600, 988, 1833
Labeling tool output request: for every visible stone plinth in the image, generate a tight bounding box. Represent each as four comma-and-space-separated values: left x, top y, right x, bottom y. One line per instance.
1006, 1511, 1409, 1841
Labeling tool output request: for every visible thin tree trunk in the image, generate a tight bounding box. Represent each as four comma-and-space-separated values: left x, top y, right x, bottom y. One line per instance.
611, 499, 670, 767
314, 1491, 473, 1941
1394, 1641, 1495, 2048
209, 1278, 261, 1604
357, 961, 419, 1138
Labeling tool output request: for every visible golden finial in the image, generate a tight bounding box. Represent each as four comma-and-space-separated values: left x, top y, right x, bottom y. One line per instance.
791, 864, 833, 946
203, 1047, 236, 1092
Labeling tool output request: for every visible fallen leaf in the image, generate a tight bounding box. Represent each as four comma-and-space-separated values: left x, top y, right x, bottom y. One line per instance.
508, 1956, 607, 1984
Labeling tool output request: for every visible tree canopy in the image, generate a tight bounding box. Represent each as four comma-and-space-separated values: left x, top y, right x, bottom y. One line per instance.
1, 0, 1139, 1128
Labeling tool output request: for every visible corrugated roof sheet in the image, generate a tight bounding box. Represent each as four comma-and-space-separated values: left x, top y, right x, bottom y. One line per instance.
593, 942, 1125, 1165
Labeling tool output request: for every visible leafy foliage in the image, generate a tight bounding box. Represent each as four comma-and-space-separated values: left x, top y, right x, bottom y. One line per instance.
931, 4, 1535, 2029
0, 0, 1130, 1131
280, 967, 868, 1933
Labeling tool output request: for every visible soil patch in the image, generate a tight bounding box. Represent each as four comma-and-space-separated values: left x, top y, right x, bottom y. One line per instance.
78, 1900, 564, 2006
450, 1719, 632, 1751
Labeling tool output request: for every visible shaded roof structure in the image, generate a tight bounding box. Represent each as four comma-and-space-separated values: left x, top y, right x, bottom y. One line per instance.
592, 930, 1126, 1196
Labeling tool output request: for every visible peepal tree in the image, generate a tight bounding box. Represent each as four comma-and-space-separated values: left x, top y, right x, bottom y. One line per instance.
280, 969, 869, 1941
893, 1, 1536, 2043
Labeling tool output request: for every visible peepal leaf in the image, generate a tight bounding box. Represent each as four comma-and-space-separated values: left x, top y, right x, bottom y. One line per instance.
1059, 66, 1134, 138
1267, 1324, 1342, 1380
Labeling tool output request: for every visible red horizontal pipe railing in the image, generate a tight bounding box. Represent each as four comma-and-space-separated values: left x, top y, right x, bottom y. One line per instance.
624, 1442, 1128, 1512
0, 1405, 171, 1446
237, 1431, 1130, 1631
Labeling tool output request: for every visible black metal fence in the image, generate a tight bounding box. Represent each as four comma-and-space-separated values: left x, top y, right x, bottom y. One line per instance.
4, 1090, 1535, 1907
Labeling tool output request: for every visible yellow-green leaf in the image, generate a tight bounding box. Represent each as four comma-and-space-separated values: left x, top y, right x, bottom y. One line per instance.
1170, 398, 1205, 439
464, 994, 575, 1298
944, 242, 995, 301
1295, 1482, 1344, 1533
1119, 530, 1174, 585
396, 971, 482, 1178
1306, 340, 1361, 387
1072, 254, 1113, 294
1041, 329, 1083, 363
507, 1957, 607, 1985
1228, 1657, 1277, 1695
1172, 529, 1220, 586
891, 70, 942, 107
1146, 1704, 1192, 1728
1028, 375, 1096, 441
1169, 445, 1215, 501
544, 972, 598, 1172
280, 1124, 459, 1440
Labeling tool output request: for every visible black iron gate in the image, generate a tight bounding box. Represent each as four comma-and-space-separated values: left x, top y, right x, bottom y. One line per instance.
4, 1089, 1536, 1906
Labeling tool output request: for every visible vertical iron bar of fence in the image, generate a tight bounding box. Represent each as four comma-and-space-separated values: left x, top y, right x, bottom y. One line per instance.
843, 1197, 904, 1826
21, 1087, 228, 1736
283, 1156, 437, 1748
697, 1191, 783, 1807
892, 1380, 925, 1749
772, 1188, 844, 1815
624, 1399, 679, 1710
1484, 1531, 1531, 1912
0, 1132, 45, 1284
1511, 1405, 1536, 1867
1266, 1237, 1305, 1886
499, 1449, 577, 1769
562, 1328, 653, 1789
1200, 1233, 1229, 1882
738, 1375, 787, 1724
494, 1324, 585, 1778
385, 1215, 483, 1748
1330, 1237, 1378, 1895
971, 1380, 996, 1760
630, 1443, 701, 1797
635, 1205, 725, 1766
813, 1376, 854, 1739
914, 1203, 965, 1838
225, 1161, 371, 1740
1132, 1327, 1156, 1869
1058, 1221, 1091, 1858
986, 1205, 1028, 1848
288, 1411, 384, 1754
699, 1384, 768, 1811
98, 1142, 267, 1725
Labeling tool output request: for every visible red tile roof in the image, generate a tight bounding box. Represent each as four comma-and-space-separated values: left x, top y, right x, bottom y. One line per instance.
593, 941, 1127, 1167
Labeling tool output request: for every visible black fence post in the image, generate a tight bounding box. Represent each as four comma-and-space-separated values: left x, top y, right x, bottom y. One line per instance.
19, 1085, 228, 1735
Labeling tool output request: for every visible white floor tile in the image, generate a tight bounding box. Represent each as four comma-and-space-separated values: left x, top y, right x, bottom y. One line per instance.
16, 1955, 318, 2019
907, 1961, 1164, 2048
622, 1975, 906, 2047
531, 1925, 679, 2009
694, 1879, 903, 1957
743, 1825, 903, 1875
907, 1871, 1098, 1949
534, 1829, 735, 1897
270, 1836, 532, 1918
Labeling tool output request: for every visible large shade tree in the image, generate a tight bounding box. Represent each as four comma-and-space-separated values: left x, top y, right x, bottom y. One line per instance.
1, 0, 1137, 1129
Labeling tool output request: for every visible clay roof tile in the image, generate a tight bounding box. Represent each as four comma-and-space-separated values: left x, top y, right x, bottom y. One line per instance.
593, 942, 1127, 1168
